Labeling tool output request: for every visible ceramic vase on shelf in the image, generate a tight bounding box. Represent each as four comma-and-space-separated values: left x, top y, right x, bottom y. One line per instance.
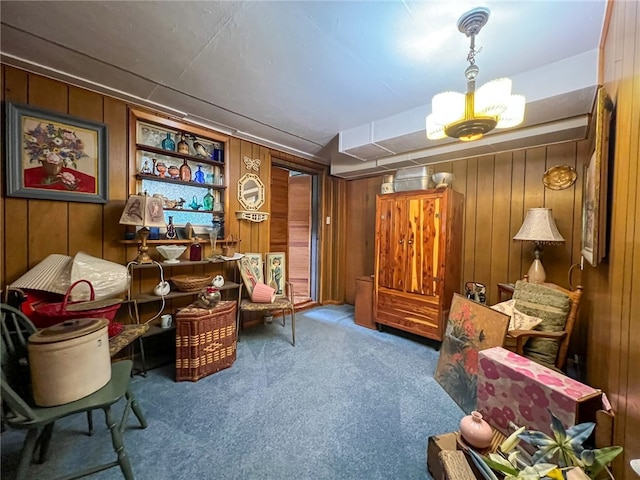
177, 133, 190, 154
165, 216, 177, 239
459, 411, 493, 449
167, 165, 179, 179
194, 165, 205, 183
179, 158, 192, 182
161, 132, 175, 151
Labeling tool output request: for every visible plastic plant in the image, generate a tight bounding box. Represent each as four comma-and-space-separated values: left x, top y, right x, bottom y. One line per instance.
465, 410, 622, 480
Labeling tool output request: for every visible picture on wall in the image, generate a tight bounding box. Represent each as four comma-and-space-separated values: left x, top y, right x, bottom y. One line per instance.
266, 252, 286, 297
434, 293, 510, 413
581, 86, 612, 267
4, 102, 108, 204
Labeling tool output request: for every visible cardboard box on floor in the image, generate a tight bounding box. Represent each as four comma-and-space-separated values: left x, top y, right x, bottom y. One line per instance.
427, 432, 458, 480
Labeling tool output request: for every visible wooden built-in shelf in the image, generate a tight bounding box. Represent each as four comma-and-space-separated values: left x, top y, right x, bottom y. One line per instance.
133, 281, 240, 305
120, 239, 240, 245
135, 143, 225, 166
135, 173, 225, 190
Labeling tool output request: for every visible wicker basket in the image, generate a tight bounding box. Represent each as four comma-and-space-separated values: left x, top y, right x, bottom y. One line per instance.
175, 301, 237, 382
170, 275, 213, 292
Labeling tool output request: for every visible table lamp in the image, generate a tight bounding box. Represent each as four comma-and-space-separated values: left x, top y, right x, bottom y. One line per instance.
513, 208, 565, 283
119, 193, 166, 264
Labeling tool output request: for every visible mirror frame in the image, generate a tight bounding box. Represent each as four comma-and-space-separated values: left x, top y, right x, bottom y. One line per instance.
237, 172, 265, 211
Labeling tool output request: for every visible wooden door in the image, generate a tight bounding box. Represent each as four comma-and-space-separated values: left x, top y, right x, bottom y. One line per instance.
405, 195, 440, 297
376, 195, 408, 291
270, 166, 289, 254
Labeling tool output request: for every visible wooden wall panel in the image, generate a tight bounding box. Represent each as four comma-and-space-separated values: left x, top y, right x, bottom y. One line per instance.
587, 0, 640, 475
1, 66, 334, 308
345, 144, 589, 305
344, 176, 380, 304
2, 66, 29, 287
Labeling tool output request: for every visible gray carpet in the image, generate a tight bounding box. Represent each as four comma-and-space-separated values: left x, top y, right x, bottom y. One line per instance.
1, 305, 463, 479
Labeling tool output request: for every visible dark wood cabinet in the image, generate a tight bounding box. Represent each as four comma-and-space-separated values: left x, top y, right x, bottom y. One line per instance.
373, 189, 464, 341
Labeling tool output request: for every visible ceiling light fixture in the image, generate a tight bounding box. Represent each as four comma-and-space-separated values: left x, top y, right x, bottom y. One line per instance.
426, 7, 525, 142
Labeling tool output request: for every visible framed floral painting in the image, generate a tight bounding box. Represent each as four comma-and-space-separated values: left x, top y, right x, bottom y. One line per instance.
434, 293, 510, 413
5, 102, 108, 203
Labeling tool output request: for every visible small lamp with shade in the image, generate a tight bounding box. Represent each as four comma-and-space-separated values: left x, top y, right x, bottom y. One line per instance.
513, 208, 565, 284
119, 193, 166, 264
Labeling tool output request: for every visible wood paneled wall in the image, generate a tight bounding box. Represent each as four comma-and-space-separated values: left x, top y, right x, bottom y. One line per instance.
1, 66, 343, 305
346, 143, 588, 306
587, 0, 640, 475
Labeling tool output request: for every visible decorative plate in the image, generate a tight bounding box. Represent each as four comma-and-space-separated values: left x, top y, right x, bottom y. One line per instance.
542, 165, 578, 190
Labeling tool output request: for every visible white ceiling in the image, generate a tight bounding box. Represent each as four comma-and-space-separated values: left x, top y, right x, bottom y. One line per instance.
0, 1, 606, 178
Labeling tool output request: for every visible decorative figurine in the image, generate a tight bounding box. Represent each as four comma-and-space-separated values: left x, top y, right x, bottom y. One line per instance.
191, 135, 210, 158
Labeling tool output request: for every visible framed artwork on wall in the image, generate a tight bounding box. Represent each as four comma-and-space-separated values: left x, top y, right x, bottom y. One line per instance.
266, 252, 286, 297
4, 102, 108, 204
581, 87, 613, 267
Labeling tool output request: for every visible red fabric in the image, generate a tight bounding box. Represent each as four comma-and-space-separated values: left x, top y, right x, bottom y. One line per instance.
24, 166, 97, 193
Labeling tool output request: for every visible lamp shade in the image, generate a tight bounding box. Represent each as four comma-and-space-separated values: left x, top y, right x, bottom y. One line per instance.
513, 208, 565, 244
119, 194, 165, 227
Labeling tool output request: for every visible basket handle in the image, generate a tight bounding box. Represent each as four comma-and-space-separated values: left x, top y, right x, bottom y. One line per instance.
61, 279, 95, 312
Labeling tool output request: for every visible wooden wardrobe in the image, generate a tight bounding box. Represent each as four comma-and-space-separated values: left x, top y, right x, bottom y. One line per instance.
373, 189, 464, 341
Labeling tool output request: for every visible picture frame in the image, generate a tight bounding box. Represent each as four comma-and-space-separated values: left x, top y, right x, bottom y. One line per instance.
581, 87, 612, 267
266, 252, 286, 297
237, 253, 264, 295
434, 294, 509, 413
5, 102, 108, 204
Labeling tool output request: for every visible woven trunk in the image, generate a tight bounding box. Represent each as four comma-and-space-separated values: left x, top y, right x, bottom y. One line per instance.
175, 300, 237, 382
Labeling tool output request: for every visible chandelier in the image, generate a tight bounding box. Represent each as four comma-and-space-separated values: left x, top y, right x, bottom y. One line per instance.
426, 7, 525, 142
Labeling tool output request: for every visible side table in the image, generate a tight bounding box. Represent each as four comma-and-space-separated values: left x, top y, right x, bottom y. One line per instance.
497, 282, 515, 302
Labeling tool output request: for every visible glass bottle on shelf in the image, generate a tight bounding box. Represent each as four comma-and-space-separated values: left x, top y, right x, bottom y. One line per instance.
194, 165, 205, 183
165, 216, 177, 239
179, 158, 192, 182
177, 133, 190, 154
203, 189, 213, 211
161, 132, 175, 151
189, 236, 202, 261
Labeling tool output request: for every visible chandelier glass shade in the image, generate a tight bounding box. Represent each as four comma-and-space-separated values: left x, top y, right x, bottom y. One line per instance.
426, 7, 525, 142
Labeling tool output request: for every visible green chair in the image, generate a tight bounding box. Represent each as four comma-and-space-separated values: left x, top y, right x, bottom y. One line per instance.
1, 303, 148, 480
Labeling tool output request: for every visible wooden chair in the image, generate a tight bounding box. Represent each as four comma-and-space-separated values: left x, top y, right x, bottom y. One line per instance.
236, 279, 296, 346
1, 303, 148, 479
506, 276, 583, 371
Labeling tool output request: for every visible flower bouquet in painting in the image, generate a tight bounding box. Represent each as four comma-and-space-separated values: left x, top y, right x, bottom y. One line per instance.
22, 119, 96, 193
434, 294, 510, 413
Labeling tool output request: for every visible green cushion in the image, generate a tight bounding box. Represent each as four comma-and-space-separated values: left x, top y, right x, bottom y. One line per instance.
512, 280, 571, 369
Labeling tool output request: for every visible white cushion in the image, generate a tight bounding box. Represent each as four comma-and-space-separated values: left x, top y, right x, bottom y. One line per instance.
491, 299, 543, 331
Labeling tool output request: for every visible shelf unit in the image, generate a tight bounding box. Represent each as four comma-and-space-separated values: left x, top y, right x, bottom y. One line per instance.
129, 109, 229, 238
126, 260, 241, 325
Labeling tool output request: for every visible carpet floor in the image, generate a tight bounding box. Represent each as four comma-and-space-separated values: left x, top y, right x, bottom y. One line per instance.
1, 305, 463, 479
